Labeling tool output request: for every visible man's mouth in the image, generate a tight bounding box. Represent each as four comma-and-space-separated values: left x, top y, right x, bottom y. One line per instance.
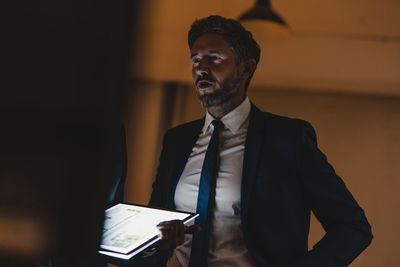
197, 80, 214, 89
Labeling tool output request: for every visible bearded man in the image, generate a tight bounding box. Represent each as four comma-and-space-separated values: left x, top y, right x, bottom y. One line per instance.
137, 15, 372, 267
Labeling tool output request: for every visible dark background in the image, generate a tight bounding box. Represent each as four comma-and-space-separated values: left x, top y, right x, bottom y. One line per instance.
1, 0, 139, 265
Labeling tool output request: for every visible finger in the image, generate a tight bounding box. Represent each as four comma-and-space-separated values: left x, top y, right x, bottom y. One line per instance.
157, 219, 182, 226
184, 224, 201, 235
156, 220, 186, 249
153, 239, 161, 248
157, 223, 173, 231
157, 222, 173, 235
157, 220, 172, 227
169, 220, 179, 247
158, 227, 169, 240
176, 220, 184, 245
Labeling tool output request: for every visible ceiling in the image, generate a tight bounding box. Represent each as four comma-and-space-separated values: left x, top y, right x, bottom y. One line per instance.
131, 0, 400, 96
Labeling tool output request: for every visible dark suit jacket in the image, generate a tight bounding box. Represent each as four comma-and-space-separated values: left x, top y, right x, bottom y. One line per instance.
143, 104, 372, 267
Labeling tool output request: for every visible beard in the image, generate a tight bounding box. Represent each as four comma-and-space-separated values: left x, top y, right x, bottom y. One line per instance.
196, 73, 242, 107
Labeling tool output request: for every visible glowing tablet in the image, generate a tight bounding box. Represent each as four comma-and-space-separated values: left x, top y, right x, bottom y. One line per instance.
98, 203, 198, 260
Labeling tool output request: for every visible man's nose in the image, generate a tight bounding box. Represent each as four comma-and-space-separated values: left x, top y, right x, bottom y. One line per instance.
195, 59, 209, 76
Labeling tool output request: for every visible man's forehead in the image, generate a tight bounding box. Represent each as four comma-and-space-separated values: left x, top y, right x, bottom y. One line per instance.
190, 33, 232, 54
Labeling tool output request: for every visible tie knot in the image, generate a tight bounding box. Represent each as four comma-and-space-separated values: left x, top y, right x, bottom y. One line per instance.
211, 120, 224, 132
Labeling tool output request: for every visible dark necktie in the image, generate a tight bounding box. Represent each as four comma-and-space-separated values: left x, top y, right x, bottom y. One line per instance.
189, 120, 224, 267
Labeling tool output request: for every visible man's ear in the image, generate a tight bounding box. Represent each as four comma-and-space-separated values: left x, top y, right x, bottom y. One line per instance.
240, 59, 257, 79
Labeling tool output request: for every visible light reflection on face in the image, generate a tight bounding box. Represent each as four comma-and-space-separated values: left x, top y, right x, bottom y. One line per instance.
190, 33, 245, 108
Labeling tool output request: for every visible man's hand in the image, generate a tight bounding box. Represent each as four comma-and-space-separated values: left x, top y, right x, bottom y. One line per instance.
154, 220, 201, 250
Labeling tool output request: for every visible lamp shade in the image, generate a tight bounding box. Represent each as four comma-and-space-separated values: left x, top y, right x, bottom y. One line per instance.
238, 0, 290, 41
239, 0, 287, 26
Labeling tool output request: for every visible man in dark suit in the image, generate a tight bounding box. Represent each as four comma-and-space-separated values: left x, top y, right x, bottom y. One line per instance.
142, 15, 372, 267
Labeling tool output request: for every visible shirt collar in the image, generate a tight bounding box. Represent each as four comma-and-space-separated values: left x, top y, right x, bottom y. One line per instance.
202, 97, 251, 134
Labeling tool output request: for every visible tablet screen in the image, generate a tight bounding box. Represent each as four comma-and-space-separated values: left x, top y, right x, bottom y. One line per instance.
99, 203, 197, 259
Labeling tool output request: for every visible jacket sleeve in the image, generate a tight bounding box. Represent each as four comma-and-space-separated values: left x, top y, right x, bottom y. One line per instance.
149, 130, 173, 208
290, 121, 373, 267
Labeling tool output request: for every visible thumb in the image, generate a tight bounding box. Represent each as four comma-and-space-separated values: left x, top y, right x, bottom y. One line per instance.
184, 224, 201, 235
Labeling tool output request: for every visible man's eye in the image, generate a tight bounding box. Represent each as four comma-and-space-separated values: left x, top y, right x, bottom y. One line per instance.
211, 56, 221, 61
192, 57, 200, 63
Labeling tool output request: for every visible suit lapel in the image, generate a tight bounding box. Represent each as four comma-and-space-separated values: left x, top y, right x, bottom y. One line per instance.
241, 104, 266, 227
168, 118, 204, 208
166, 105, 266, 215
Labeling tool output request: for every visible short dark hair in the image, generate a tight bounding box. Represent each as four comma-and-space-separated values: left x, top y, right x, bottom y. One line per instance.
188, 15, 260, 90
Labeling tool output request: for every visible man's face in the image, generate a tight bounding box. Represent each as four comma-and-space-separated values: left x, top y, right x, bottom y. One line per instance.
190, 33, 246, 108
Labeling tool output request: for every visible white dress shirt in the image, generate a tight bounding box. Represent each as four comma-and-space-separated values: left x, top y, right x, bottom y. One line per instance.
168, 97, 257, 267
